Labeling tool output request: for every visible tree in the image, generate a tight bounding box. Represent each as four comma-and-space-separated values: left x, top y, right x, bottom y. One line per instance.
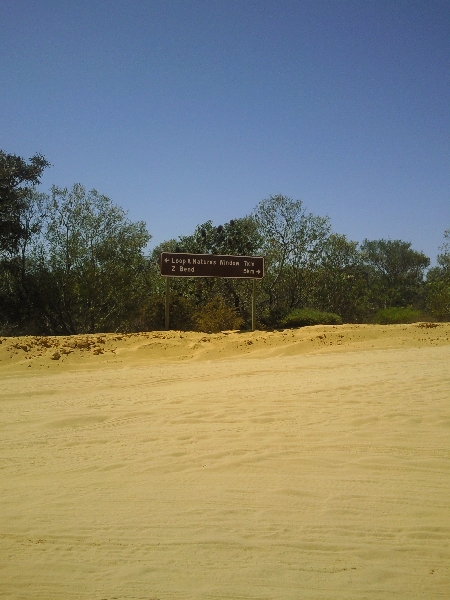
436, 229, 450, 274
0, 188, 49, 333
252, 194, 331, 322
177, 217, 261, 257
360, 239, 430, 309
30, 184, 151, 334
426, 230, 450, 321
310, 233, 369, 322
0, 150, 50, 255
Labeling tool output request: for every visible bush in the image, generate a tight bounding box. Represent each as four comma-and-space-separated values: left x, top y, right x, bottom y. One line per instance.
135, 293, 196, 331
372, 307, 425, 324
426, 282, 450, 321
280, 308, 342, 328
194, 296, 244, 333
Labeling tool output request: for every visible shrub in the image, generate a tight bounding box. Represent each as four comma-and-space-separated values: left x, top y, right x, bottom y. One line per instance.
135, 293, 196, 331
372, 307, 425, 325
194, 296, 244, 333
280, 308, 342, 328
426, 282, 450, 321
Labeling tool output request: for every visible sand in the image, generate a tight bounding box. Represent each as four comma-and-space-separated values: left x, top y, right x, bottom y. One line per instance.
1, 323, 449, 599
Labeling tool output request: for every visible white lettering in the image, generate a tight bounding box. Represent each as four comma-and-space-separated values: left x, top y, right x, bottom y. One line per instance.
219, 259, 239, 266
192, 258, 217, 265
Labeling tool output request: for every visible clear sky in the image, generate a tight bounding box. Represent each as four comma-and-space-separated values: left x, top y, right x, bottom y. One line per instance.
2, 0, 449, 262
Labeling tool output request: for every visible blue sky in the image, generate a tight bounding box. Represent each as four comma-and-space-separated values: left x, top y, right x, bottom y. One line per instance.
2, 0, 449, 262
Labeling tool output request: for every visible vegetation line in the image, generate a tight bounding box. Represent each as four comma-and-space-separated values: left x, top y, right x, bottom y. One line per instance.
1, 150, 449, 335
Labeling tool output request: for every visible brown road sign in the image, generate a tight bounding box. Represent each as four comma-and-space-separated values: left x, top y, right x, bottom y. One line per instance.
161, 252, 264, 278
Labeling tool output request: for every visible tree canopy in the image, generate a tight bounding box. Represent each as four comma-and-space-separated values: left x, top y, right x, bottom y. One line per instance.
360, 239, 430, 308
2, 147, 448, 334
0, 151, 50, 255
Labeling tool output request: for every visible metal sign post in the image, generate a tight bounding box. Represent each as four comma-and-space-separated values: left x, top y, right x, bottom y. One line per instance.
161, 252, 264, 331
252, 278, 256, 332
165, 276, 170, 330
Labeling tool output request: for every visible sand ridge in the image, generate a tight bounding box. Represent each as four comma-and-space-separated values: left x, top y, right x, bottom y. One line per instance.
1, 322, 450, 373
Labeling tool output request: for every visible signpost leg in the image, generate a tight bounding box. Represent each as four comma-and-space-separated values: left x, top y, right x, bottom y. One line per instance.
165, 277, 170, 330
252, 278, 256, 331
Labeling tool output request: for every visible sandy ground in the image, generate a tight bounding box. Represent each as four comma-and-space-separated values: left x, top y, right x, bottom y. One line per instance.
1, 323, 450, 599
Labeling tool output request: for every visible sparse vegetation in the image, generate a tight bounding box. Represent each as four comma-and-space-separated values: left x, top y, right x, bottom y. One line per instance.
280, 308, 342, 328
194, 296, 244, 333
372, 307, 425, 325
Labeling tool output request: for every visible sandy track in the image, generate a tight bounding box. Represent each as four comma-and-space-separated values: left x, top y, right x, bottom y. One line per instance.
1, 324, 450, 599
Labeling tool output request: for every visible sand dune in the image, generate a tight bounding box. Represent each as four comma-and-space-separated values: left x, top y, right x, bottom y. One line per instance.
1, 323, 450, 599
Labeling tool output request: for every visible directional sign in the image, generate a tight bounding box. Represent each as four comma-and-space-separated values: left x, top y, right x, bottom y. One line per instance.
161, 252, 264, 279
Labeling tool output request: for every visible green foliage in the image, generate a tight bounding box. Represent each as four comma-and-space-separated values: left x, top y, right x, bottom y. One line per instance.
23, 184, 152, 334
309, 233, 369, 322
194, 296, 244, 333
0, 150, 50, 254
424, 230, 450, 322
135, 293, 197, 331
437, 229, 450, 274
426, 280, 450, 321
280, 308, 342, 328
360, 239, 430, 309
1, 148, 441, 335
252, 194, 331, 320
0, 188, 49, 334
372, 307, 425, 324
178, 216, 261, 256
